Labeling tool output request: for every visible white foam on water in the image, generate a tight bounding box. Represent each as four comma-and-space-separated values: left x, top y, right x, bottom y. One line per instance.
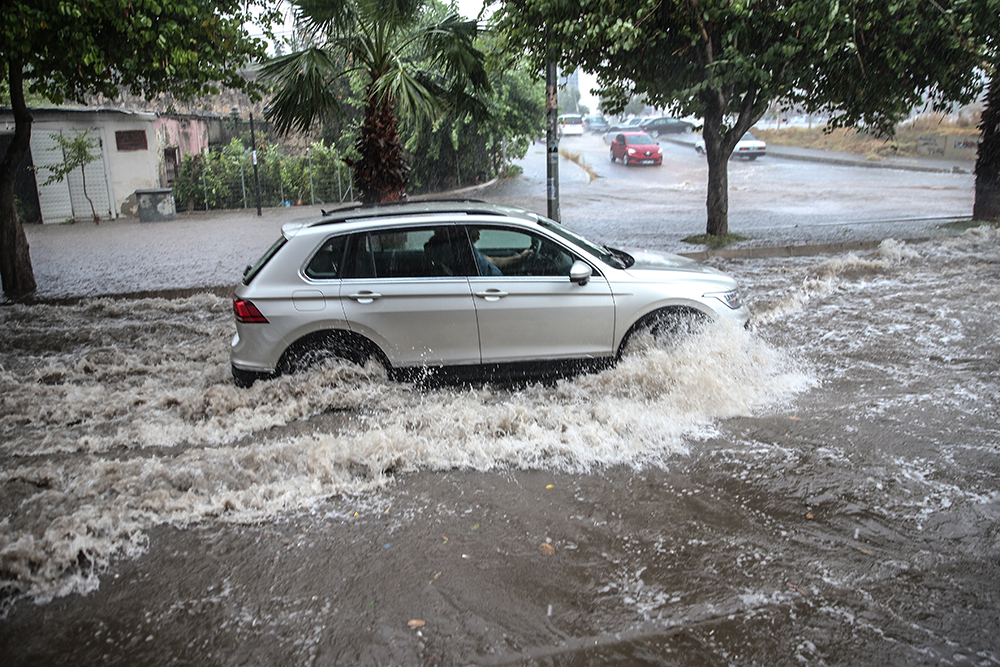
1, 296, 807, 605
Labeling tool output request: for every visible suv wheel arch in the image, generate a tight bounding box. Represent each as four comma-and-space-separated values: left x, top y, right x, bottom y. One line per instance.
617, 307, 710, 359
276, 329, 390, 376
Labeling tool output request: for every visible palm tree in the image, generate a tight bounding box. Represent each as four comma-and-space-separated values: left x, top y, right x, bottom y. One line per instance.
261, 0, 489, 204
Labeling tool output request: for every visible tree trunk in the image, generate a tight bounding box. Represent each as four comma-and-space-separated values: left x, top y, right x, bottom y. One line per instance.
353, 89, 409, 204
705, 143, 730, 237
0, 58, 38, 299
973, 72, 1000, 222
702, 96, 730, 237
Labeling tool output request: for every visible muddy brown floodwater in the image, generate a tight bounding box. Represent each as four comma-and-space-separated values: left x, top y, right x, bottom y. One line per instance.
1, 229, 999, 666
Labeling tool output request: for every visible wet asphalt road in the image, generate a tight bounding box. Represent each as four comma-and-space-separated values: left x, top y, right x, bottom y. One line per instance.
2, 145, 998, 666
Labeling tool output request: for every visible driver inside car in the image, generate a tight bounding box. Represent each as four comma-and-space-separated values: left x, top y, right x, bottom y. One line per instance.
469, 228, 533, 276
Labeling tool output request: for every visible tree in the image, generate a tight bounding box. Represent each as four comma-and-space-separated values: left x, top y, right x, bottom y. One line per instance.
404, 43, 545, 192
261, 0, 490, 204
40, 130, 103, 224
497, 0, 993, 237
0, 0, 276, 298
975, 73, 1000, 222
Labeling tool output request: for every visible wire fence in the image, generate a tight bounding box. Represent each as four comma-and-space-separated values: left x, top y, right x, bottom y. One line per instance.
172, 141, 355, 213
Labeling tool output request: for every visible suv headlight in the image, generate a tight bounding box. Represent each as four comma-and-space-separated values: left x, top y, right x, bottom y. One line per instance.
705, 289, 743, 310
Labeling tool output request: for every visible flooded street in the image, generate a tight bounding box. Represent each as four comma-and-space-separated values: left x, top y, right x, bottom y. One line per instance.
2, 221, 998, 665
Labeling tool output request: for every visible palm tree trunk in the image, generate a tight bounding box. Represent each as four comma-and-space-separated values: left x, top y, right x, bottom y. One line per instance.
354, 90, 409, 204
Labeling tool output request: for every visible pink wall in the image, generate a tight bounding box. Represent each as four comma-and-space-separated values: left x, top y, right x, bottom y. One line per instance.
154, 117, 210, 158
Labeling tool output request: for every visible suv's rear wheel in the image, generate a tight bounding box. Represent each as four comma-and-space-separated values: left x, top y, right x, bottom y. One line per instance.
276, 330, 382, 376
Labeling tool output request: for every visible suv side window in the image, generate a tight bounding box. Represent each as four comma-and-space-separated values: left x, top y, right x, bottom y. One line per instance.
466, 226, 576, 277
343, 226, 471, 278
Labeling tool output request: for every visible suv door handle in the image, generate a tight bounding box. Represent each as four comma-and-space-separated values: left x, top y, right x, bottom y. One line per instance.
475, 289, 508, 301
348, 291, 381, 304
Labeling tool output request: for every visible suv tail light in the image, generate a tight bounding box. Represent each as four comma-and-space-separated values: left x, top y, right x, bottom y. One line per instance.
233, 297, 268, 323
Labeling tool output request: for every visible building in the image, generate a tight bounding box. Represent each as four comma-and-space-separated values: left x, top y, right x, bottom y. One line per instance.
0, 107, 230, 224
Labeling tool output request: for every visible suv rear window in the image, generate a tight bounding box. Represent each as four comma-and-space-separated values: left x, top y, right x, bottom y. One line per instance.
305, 235, 347, 279
242, 236, 287, 285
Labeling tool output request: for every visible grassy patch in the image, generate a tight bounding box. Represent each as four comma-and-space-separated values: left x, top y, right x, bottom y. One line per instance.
682, 232, 750, 248
755, 114, 980, 159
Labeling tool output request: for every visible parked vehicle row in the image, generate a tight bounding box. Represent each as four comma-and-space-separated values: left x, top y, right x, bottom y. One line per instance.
552, 112, 766, 163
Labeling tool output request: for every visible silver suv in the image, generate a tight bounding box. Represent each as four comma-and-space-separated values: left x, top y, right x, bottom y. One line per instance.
231, 201, 750, 386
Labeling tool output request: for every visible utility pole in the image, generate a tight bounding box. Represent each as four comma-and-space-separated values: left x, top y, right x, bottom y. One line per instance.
249, 112, 262, 216
545, 40, 561, 222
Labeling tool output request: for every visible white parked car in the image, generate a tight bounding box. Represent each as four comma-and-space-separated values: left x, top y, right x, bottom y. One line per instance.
230, 202, 750, 386
558, 114, 584, 136
695, 132, 766, 160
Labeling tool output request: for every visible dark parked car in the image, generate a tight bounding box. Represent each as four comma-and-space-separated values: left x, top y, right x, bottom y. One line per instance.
605, 117, 645, 133
584, 115, 610, 133
639, 117, 694, 137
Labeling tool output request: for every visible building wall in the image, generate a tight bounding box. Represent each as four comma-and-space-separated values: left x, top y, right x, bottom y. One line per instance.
153, 116, 211, 186
1, 108, 160, 222
917, 134, 980, 161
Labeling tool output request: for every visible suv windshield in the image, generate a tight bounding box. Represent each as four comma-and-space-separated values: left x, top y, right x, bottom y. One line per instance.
538, 220, 633, 269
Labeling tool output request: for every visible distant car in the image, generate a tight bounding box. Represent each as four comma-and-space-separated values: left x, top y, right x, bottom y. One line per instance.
695, 132, 766, 160
606, 117, 645, 133
610, 132, 663, 166
639, 117, 694, 138
583, 115, 610, 133
230, 201, 749, 387
558, 114, 584, 136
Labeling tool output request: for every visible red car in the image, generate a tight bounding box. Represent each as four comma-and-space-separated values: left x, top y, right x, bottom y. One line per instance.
610, 132, 663, 166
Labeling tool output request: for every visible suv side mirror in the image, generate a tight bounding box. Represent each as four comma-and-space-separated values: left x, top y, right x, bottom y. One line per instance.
569, 260, 592, 286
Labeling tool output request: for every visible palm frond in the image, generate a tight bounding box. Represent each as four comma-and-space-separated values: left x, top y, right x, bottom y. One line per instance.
259, 48, 347, 135
419, 13, 490, 95
373, 66, 442, 119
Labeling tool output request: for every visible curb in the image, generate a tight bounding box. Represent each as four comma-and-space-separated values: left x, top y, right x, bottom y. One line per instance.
661, 137, 974, 175
764, 151, 971, 175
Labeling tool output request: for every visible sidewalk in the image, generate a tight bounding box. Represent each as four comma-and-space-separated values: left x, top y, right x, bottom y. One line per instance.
663, 134, 976, 174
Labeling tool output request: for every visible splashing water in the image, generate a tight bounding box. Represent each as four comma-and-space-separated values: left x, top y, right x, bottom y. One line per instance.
0, 291, 808, 605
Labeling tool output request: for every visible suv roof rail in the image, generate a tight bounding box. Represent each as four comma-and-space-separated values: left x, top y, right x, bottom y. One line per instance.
307, 199, 540, 228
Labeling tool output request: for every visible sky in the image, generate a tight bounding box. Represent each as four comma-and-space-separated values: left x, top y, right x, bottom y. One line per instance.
456, 1, 602, 112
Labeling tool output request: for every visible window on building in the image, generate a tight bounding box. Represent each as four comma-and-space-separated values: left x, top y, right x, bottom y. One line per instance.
115, 130, 148, 151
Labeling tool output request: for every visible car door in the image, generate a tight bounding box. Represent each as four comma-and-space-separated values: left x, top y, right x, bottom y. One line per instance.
464, 225, 616, 363
339, 225, 480, 367
613, 133, 626, 159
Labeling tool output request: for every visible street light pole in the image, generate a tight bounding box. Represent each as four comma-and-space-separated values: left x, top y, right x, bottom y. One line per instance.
249, 112, 262, 216
545, 50, 560, 222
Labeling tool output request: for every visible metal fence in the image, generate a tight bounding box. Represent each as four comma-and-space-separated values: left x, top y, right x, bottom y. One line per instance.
173, 143, 355, 213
